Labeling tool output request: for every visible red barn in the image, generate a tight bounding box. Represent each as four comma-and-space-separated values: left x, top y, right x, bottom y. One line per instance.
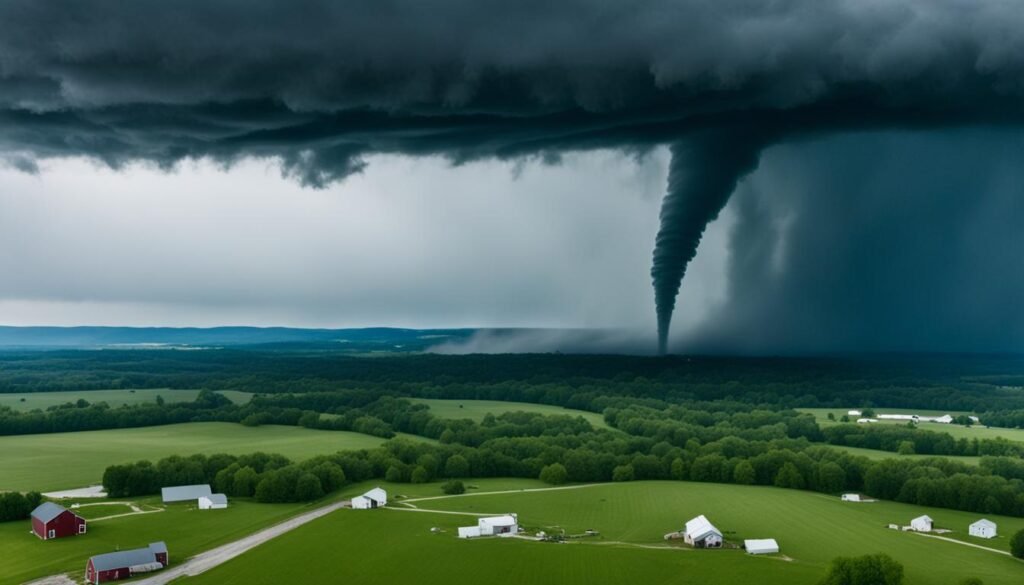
31, 502, 86, 540
86, 542, 168, 584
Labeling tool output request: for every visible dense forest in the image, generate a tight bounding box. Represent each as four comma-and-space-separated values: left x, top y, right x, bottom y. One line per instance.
3, 349, 1024, 519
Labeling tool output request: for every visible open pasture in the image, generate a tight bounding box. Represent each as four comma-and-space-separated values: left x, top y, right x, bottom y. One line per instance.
0, 389, 251, 412
414, 398, 610, 429
181, 481, 1024, 585
0, 422, 392, 492
800, 408, 1024, 444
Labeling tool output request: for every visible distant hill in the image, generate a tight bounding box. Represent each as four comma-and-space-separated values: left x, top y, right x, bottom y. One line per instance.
0, 326, 476, 351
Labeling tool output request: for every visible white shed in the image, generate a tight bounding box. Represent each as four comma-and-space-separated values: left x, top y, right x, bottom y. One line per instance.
351, 487, 388, 510
684, 515, 723, 548
198, 493, 228, 510
910, 515, 933, 532
847, 410, 862, 416
479, 514, 519, 537
969, 519, 997, 539
458, 526, 482, 539
745, 538, 780, 555
841, 493, 862, 502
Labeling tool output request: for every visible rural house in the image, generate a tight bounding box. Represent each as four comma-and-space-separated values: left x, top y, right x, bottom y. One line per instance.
198, 493, 229, 510
86, 542, 168, 584
910, 515, 933, 532
351, 487, 388, 509
161, 484, 212, 504
969, 519, 997, 539
458, 514, 519, 538
31, 502, 86, 540
744, 538, 780, 555
683, 515, 723, 548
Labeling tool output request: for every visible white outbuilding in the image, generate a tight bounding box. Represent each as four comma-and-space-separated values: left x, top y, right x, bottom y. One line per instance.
198, 493, 228, 510
351, 487, 387, 510
841, 493, 863, 502
683, 515, 723, 548
745, 538, 780, 555
969, 519, 997, 539
910, 515, 933, 532
458, 514, 519, 538
847, 410, 862, 416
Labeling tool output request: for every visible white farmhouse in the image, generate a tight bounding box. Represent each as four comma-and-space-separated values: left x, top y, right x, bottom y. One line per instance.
351, 487, 387, 510
458, 514, 519, 538
910, 515, 933, 532
745, 538, 779, 555
198, 493, 228, 510
683, 515, 723, 548
969, 519, 997, 539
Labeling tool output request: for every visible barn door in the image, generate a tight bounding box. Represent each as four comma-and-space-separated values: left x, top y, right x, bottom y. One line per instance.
48, 529, 55, 538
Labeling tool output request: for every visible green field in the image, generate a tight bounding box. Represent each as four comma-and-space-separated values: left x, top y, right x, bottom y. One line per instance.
0, 422, 395, 492
801, 408, 1024, 443
0, 389, 252, 412
181, 481, 1024, 585
830, 445, 981, 465
0, 496, 319, 585
414, 399, 610, 429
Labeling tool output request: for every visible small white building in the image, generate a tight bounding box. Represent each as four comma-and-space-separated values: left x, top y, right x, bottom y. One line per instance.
351, 487, 388, 510
198, 493, 228, 510
969, 519, 997, 539
841, 493, 863, 502
683, 515, 723, 548
910, 515, 933, 532
458, 514, 519, 538
847, 410, 862, 416
745, 538, 779, 555
856, 418, 879, 424
879, 414, 919, 421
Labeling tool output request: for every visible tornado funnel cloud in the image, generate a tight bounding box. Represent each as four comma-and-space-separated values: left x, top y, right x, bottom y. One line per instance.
652, 131, 770, 354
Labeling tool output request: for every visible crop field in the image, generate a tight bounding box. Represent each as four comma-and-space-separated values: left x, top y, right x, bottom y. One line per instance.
800, 408, 1024, 444
0, 423, 395, 492
181, 481, 1024, 585
414, 399, 610, 429
0, 496, 316, 585
0, 389, 252, 412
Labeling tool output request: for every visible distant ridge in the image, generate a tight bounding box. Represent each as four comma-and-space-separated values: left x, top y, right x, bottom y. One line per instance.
0, 326, 476, 349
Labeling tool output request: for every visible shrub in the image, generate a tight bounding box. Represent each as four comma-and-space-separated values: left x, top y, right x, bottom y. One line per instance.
1011, 528, 1024, 559
442, 480, 466, 495
612, 464, 635, 482
539, 463, 568, 485
820, 553, 903, 585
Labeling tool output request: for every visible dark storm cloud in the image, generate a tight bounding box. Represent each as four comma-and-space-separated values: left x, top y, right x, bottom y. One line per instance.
2, 0, 1024, 350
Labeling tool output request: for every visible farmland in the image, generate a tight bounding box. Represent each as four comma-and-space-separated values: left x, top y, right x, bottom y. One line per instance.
414, 398, 611, 429
181, 481, 1024, 585
829, 444, 981, 465
0, 423, 396, 492
0, 389, 251, 412
0, 496, 320, 585
800, 408, 1024, 444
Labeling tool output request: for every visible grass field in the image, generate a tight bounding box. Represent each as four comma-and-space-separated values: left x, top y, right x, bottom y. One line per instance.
0, 389, 252, 412
180, 481, 1024, 585
830, 445, 981, 465
800, 408, 1024, 444
0, 496, 320, 585
414, 399, 610, 429
0, 422, 397, 492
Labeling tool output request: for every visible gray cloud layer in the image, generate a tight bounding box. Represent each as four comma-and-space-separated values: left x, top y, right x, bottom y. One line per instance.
2, 1, 1024, 351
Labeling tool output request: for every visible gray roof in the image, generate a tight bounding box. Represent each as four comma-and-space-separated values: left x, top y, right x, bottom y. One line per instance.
90, 543, 166, 572
31, 502, 70, 524
204, 493, 228, 505
161, 484, 212, 502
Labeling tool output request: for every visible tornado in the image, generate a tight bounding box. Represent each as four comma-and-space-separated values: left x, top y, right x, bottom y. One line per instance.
651, 130, 771, 354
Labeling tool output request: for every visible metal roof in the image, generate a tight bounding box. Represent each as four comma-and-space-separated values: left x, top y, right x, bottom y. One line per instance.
161, 484, 212, 502
362, 487, 387, 501
90, 543, 166, 572
685, 515, 721, 541
31, 502, 70, 524
745, 538, 780, 554
203, 493, 228, 505
971, 519, 997, 528
479, 515, 517, 527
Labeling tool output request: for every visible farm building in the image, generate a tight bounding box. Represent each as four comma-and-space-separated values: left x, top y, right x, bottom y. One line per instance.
683, 515, 723, 548
879, 414, 919, 421
910, 515, 933, 532
161, 484, 212, 504
969, 519, 997, 539
745, 538, 780, 555
841, 493, 864, 502
458, 514, 519, 538
856, 418, 879, 424
198, 493, 228, 510
351, 487, 388, 509
847, 410, 862, 416
31, 502, 86, 540
85, 542, 168, 584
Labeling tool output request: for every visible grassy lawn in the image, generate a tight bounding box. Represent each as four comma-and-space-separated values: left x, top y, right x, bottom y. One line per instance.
829, 445, 981, 465
0, 389, 252, 412
0, 496, 321, 585
414, 398, 610, 430
0, 422, 394, 492
800, 408, 1024, 444
180, 481, 1024, 585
